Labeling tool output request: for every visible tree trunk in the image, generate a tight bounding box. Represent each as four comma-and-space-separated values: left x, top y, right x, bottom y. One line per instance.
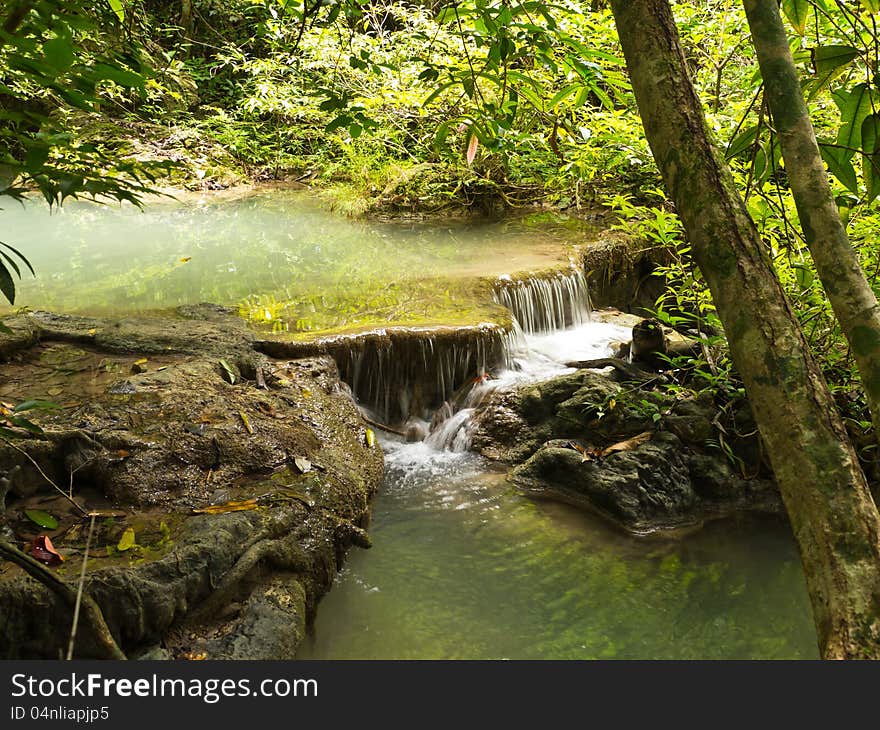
742, 0, 880, 443
180, 0, 193, 34
610, 0, 880, 658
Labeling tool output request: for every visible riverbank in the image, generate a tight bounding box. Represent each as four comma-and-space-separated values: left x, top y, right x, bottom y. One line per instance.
0, 307, 382, 659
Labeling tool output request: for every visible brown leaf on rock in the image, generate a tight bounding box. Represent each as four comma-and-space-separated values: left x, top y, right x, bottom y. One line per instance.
567, 432, 653, 463
29, 535, 64, 565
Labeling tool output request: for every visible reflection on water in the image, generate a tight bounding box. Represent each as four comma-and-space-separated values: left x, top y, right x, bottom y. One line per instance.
298, 438, 818, 660
1, 190, 584, 332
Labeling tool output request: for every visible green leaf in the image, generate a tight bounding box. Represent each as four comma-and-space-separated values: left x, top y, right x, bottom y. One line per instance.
13, 400, 60, 413
835, 83, 875, 154
860, 0, 880, 13
820, 143, 859, 194
782, 0, 810, 35
725, 125, 759, 159
25, 510, 59, 530
10, 416, 43, 434
0, 242, 35, 277
219, 359, 236, 384
548, 82, 582, 110
862, 114, 880, 200
42, 37, 75, 71
0, 262, 15, 304
108, 0, 125, 22
807, 45, 859, 100
0, 321, 11, 335
92, 63, 143, 89
792, 262, 814, 290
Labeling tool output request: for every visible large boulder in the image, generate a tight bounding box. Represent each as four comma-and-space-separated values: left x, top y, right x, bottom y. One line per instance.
472, 368, 779, 532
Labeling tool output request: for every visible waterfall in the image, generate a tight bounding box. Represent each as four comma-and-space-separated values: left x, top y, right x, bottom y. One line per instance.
261, 267, 610, 443
333, 325, 520, 424
492, 268, 591, 334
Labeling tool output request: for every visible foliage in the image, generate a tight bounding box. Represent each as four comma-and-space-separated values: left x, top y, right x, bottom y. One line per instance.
0, 0, 172, 303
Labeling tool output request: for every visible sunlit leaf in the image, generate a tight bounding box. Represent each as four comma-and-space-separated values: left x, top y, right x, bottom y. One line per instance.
192, 499, 259, 515
117, 527, 136, 551
782, 0, 810, 35
107, 0, 125, 22
820, 144, 859, 194
834, 83, 874, 154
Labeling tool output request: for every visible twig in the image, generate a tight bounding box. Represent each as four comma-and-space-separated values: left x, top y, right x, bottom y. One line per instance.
66, 514, 96, 660
564, 357, 659, 382
1, 437, 87, 516
362, 415, 405, 437
0, 538, 125, 660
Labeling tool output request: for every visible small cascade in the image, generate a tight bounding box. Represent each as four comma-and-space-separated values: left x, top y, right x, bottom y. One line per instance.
492, 268, 591, 334
333, 325, 520, 424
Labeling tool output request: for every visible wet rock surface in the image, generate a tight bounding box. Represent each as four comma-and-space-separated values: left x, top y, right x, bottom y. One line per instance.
471, 368, 780, 533
0, 306, 383, 659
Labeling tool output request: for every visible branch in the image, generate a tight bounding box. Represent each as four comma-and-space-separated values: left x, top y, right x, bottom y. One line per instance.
0, 539, 126, 660
564, 357, 658, 381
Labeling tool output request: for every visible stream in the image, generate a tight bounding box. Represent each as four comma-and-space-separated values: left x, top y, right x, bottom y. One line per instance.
3, 190, 819, 659
300, 324, 818, 660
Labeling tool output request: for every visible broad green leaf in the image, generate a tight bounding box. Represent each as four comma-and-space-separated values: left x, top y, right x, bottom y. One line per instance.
219, 359, 236, 384
42, 37, 75, 71
25, 510, 59, 530
862, 114, 880, 200
10, 416, 43, 434
807, 45, 859, 100
813, 45, 860, 73
782, 0, 810, 35
725, 125, 759, 159
820, 143, 859, 194
834, 83, 874, 155
93, 63, 143, 89
792, 262, 815, 290
860, 0, 880, 13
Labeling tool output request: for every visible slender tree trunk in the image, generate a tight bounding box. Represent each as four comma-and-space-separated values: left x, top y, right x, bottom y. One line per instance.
180, 0, 193, 35
610, 0, 880, 658
743, 0, 880, 443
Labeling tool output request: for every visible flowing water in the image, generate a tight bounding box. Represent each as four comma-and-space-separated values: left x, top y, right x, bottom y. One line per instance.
300, 319, 819, 660
4, 190, 819, 658
298, 448, 817, 659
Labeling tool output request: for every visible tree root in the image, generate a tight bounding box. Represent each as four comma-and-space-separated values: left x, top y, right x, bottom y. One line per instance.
564, 357, 661, 382
0, 539, 126, 660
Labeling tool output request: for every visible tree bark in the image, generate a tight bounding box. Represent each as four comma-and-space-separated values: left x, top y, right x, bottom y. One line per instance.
610, 0, 880, 658
742, 0, 880, 444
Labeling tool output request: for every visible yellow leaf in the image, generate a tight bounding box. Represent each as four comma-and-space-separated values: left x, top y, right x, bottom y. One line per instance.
117, 527, 136, 552
365, 428, 376, 448
180, 257, 192, 263
192, 498, 259, 515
